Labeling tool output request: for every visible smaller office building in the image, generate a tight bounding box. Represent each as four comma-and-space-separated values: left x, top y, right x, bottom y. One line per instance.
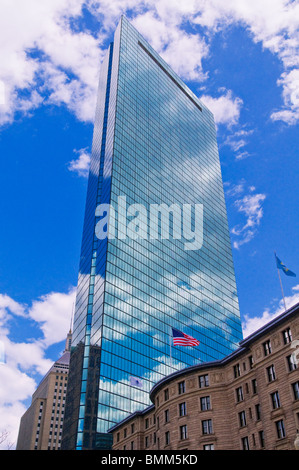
109, 303, 299, 450
16, 331, 72, 450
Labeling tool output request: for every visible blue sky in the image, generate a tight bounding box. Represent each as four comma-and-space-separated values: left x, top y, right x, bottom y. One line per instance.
0, 0, 298, 448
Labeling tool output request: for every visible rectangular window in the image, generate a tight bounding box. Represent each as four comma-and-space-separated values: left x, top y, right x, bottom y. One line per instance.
179, 402, 186, 417
239, 410, 247, 428
263, 340, 272, 356
267, 365, 276, 382
164, 388, 169, 401
287, 354, 297, 371
276, 420, 286, 439
200, 396, 211, 411
255, 403, 261, 421
165, 431, 170, 446
282, 327, 292, 344
203, 444, 214, 450
292, 381, 299, 400
259, 430, 265, 448
252, 379, 257, 394
180, 425, 188, 440
271, 391, 281, 409
202, 419, 213, 435
241, 436, 250, 450
164, 409, 169, 423
178, 381, 185, 394
236, 386, 244, 402
199, 374, 209, 388
234, 364, 241, 378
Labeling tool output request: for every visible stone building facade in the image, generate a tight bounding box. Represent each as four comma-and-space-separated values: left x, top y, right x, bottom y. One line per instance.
16, 331, 72, 450
109, 303, 299, 450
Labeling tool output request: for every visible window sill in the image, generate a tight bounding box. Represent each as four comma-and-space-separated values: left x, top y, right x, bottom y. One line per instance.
177, 439, 190, 448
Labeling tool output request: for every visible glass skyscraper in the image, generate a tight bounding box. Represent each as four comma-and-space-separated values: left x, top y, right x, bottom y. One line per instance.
62, 16, 243, 450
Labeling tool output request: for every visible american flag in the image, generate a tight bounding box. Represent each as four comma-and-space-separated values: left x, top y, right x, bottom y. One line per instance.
172, 328, 200, 346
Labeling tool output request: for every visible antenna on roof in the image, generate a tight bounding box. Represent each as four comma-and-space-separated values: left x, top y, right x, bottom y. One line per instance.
69, 300, 75, 333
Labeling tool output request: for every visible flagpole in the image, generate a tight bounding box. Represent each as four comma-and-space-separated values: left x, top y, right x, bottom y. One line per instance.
169, 327, 173, 369
277, 268, 287, 311
275, 252, 287, 311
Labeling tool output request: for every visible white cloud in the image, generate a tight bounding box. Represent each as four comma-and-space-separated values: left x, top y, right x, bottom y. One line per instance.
0, 287, 76, 448
193, 0, 299, 124
234, 193, 266, 228
232, 192, 266, 249
0, 370, 34, 449
0, 0, 101, 125
224, 179, 247, 197
225, 182, 266, 249
138, 0, 299, 124
4, 339, 53, 376
0, 0, 298, 126
242, 284, 299, 338
271, 68, 299, 125
0, 293, 26, 319
0, 80, 5, 105
28, 288, 76, 348
223, 129, 254, 158
68, 148, 91, 177
235, 151, 251, 161
132, 10, 209, 82
200, 89, 243, 127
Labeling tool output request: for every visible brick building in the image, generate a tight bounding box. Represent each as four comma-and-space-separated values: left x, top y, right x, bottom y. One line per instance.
109, 303, 299, 450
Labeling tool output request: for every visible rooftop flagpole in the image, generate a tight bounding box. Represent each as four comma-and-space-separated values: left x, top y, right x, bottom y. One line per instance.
275, 252, 287, 311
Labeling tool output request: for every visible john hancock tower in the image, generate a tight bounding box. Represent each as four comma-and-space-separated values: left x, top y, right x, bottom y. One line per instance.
62, 16, 243, 450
